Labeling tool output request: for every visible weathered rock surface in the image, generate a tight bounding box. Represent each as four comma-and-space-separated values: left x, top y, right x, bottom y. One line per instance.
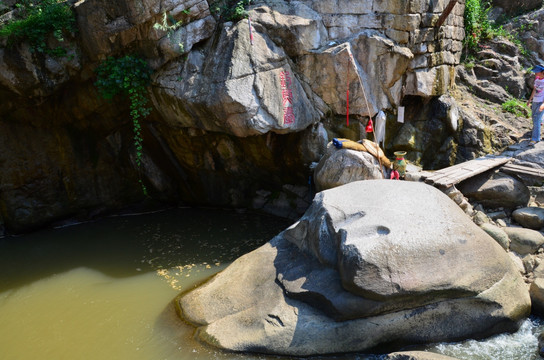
480, 222, 510, 250
313, 139, 544, 326
313, 141, 385, 192
508, 142, 544, 186
513, 207, 544, 230
456, 38, 528, 104
530, 278, 544, 316
151, 18, 322, 137
442, 184, 474, 214
504, 227, 544, 255
0, 114, 146, 232
508, 8, 544, 66
457, 171, 530, 209
491, 0, 542, 15
531, 261, 544, 316
178, 180, 530, 356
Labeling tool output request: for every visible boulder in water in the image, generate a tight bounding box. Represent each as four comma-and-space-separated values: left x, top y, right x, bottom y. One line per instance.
178, 180, 530, 356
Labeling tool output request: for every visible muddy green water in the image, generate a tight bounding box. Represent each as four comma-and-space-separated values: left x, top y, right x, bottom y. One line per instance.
0, 207, 543, 360
0, 207, 294, 360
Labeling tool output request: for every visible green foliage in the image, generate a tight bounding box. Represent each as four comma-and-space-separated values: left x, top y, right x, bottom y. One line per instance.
153, 12, 183, 32
464, 0, 492, 51
501, 98, 530, 117
94, 55, 152, 195
212, 0, 251, 22
490, 25, 529, 56
463, 55, 476, 70
230, 0, 251, 21
462, 0, 529, 59
153, 12, 185, 53
0, 0, 75, 56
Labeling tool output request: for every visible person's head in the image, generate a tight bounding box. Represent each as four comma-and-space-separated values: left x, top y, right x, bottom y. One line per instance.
531, 64, 544, 79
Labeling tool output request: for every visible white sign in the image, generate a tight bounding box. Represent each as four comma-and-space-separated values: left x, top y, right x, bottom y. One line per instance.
397, 106, 405, 123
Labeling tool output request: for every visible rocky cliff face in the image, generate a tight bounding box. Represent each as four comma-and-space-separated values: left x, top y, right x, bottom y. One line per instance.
0, 0, 468, 233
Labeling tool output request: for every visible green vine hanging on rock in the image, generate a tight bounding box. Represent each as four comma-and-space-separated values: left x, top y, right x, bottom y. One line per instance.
94, 55, 152, 196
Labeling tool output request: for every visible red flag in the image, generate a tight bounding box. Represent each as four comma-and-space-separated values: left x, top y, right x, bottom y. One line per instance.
365, 119, 373, 133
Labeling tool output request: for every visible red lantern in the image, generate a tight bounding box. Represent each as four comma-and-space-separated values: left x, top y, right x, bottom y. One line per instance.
365, 119, 374, 133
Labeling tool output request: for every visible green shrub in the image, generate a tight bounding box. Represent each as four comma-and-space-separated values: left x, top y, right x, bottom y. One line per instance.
229, 0, 251, 21
212, 0, 251, 22
94, 55, 153, 195
462, 0, 529, 60
464, 0, 492, 50
0, 0, 75, 56
153, 11, 184, 52
463, 56, 475, 70
501, 98, 530, 117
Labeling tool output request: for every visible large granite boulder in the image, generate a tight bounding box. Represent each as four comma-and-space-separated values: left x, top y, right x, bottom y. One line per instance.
513, 207, 544, 230
313, 141, 386, 192
298, 33, 413, 117
457, 171, 530, 209
178, 180, 530, 356
151, 18, 321, 137
503, 226, 544, 255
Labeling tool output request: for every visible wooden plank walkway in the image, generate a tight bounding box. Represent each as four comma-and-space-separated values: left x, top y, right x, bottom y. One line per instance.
421, 156, 512, 187
500, 163, 544, 179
